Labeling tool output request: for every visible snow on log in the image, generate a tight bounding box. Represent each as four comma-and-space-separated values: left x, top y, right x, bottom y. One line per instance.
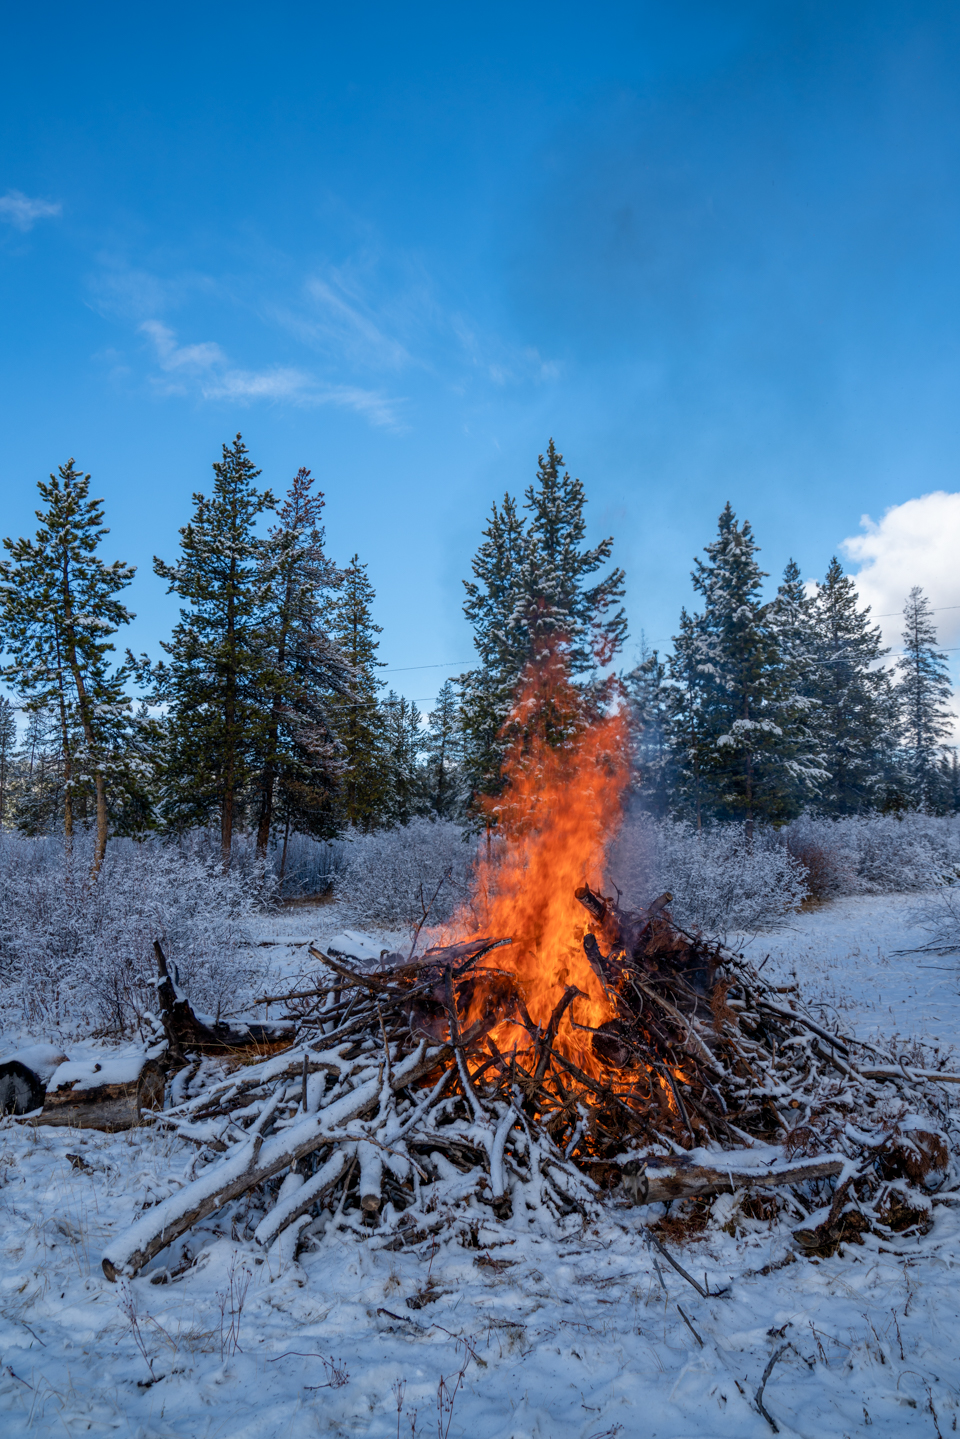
101, 1041, 442, 1281
623, 1151, 847, 1205
32, 1056, 165, 1132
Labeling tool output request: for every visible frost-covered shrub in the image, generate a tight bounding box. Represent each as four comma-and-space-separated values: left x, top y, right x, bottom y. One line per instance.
607, 817, 807, 939
0, 835, 264, 1039
333, 819, 477, 928
781, 814, 960, 897
910, 885, 960, 954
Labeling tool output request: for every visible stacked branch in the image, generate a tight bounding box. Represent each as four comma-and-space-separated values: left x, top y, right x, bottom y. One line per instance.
102, 894, 959, 1280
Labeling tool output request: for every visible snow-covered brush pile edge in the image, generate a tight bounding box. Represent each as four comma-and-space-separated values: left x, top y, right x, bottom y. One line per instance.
101, 922, 960, 1286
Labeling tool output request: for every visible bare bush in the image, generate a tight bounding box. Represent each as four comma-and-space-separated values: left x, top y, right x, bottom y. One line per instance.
333, 819, 477, 928
607, 816, 807, 940
910, 885, 960, 955
0, 834, 264, 1039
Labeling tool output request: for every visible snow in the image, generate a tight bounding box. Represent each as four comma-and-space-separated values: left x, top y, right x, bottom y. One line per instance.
2, 894, 959, 1436
0, 1044, 69, 1083
48, 1054, 151, 1091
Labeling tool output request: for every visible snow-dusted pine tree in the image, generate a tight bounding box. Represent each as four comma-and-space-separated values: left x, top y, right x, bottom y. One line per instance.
807, 557, 895, 813
380, 691, 427, 826
329, 553, 388, 831
424, 678, 465, 819
895, 586, 955, 810
0, 460, 136, 871
254, 468, 352, 855
0, 695, 16, 827
673, 505, 823, 830
624, 636, 674, 817
148, 435, 275, 867
460, 441, 627, 807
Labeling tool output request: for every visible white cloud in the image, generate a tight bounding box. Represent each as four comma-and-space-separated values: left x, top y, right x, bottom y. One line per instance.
841, 490, 960, 740
139, 320, 402, 427
140, 320, 226, 373
0, 189, 62, 231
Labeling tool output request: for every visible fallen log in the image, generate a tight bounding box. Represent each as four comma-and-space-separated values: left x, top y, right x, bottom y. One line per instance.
155, 940, 294, 1062
31, 1055, 166, 1132
101, 1041, 448, 1281
0, 1045, 68, 1115
620, 1152, 845, 1205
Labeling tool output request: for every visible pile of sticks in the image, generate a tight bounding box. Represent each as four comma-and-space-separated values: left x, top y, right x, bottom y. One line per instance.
101, 890, 959, 1281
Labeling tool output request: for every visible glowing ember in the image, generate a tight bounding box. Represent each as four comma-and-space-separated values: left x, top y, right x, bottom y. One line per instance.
450, 643, 630, 1075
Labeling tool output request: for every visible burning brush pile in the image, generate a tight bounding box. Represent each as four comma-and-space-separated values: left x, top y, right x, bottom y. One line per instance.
101, 660, 960, 1282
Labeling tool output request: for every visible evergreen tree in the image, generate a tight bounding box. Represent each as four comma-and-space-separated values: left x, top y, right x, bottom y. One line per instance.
10, 707, 65, 835
148, 435, 275, 867
0, 460, 136, 871
672, 504, 821, 830
940, 749, 960, 814
380, 691, 427, 826
519, 440, 628, 674
807, 557, 894, 813
460, 441, 627, 807
0, 696, 16, 827
460, 493, 528, 804
623, 636, 674, 817
330, 554, 388, 830
424, 678, 465, 819
766, 559, 829, 814
254, 468, 351, 854
668, 608, 707, 826
895, 586, 954, 810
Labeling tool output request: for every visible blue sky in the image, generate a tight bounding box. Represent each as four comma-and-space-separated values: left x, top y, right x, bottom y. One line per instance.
3, 1, 960, 708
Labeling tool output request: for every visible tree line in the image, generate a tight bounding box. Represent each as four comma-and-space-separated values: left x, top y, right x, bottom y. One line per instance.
0, 436, 956, 873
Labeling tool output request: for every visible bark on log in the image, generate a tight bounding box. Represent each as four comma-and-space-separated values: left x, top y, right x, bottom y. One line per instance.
32, 1058, 166, 1133
155, 940, 294, 1062
621, 1153, 845, 1205
102, 1042, 449, 1282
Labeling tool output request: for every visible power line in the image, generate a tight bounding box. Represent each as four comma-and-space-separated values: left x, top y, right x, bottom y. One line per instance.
382, 660, 473, 673
873, 603, 960, 618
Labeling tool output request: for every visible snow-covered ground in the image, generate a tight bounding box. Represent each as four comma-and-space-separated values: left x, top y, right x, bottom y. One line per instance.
2, 895, 959, 1438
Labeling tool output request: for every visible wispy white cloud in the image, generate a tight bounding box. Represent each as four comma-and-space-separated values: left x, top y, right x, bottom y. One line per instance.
0, 189, 62, 231
140, 320, 226, 373
139, 320, 403, 427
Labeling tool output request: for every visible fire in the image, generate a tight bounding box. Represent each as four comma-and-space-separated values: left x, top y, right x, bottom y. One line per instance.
451, 643, 630, 1077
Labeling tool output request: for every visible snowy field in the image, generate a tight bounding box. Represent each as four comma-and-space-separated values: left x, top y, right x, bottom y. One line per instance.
2, 895, 959, 1438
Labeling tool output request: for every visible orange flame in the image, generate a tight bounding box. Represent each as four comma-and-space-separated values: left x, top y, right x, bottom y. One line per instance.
452, 643, 630, 1075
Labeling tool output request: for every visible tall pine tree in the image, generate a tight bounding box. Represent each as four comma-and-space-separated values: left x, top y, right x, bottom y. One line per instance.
895, 586, 954, 810
623, 636, 674, 817
673, 505, 822, 830
460, 441, 627, 808
0, 696, 16, 828
330, 554, 388, 831
807, 557, 894, 813
424, 678, 465, 819
380, 691, 427, 826
148, 435, 275, 867
254, 468, 351, 855
0, 460, 136, 871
